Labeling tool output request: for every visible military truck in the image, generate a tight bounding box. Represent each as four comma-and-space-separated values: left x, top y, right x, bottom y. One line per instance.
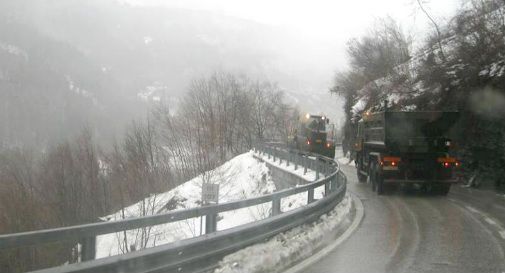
289, 113, 336, 158
354, 110, 460, 195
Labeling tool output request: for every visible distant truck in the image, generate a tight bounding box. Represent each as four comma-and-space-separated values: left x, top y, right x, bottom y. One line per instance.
289, 113, 336, 158
354, 110, 460, 195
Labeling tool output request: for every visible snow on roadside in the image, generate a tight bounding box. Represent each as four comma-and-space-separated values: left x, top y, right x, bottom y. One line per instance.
254, 151, 325, 212
337, 157, 355, 167
96, 151, 276, 258
255, 151, 317, 182
214, 194, 353, 273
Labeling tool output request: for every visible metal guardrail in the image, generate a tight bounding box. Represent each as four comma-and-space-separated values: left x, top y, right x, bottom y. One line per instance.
0, 144, 347, 273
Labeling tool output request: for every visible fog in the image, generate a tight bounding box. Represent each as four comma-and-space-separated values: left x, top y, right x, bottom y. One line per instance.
0, 0, 460, 149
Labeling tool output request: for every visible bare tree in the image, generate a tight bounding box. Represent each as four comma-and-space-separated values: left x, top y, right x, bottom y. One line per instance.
415, 0, 447, 61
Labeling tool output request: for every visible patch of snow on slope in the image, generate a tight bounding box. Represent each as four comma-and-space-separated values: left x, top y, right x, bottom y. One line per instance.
96, 151, 276, 258
479, 60, 505, 78
254, 151, 327, 212
352, 97, 368, 116
214, 194, 352, 273
0, 42, 28, 60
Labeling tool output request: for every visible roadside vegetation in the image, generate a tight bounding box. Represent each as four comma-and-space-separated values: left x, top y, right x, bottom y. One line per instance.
0, 72, 298, 272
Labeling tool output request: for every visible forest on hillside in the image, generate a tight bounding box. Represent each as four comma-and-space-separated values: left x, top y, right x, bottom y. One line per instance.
0, 72, 298, 272
333, 0, 505, 191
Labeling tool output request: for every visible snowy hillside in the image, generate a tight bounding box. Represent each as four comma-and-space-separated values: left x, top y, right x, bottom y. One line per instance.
96, 150, 322, 258
96, 152, 274, 257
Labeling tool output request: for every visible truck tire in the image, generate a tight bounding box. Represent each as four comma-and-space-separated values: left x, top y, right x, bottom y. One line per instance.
371, 163, 377, 192
356, 162, 367, 183
371, 161, 384, 195
357, 171, 367, 183
376, 173, 385, 195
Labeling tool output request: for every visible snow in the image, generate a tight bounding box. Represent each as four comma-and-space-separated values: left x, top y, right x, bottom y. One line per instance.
347, 9, 505, 118
96, 149, 326, 259
255, 151, 318, 182
479, 60, 505, 78
335, 148, 355, 167
214, 194, 352, 273
137, 81, 167, 102
96, 151, 277, 258
0, 42, 28, 60
352, 97, 368, 116
65, 75, 99, 106
254, 151, 329, 211
337, 156, 355, 167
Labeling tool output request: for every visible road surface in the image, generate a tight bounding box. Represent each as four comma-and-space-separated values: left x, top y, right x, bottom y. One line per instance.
304, 154, 505, 273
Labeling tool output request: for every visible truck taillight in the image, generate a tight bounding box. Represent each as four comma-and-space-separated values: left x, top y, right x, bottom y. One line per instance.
437, 157, 458, 167
307, 140, 311, 145
326, 143, 331, 148
382, 156, 401, 166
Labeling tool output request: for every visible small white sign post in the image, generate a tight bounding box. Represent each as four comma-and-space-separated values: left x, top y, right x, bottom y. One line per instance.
200, 183, 219, 235
202, 183, 220, 204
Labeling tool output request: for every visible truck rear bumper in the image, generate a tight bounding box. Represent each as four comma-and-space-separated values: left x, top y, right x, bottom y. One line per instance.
383, 179, 458, 184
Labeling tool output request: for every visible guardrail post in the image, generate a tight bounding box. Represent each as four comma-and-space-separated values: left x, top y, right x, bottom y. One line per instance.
80, 236, 96, 261
330, 176, 337, 192
304, 157, 307, 175
308, 188, 315, 203
315, 162, 320, 180
286, 154, 290, 167
325, 181, 330, 196
272, 198, 281, 216
294, 155, 298, 170
205, 213, 217, 234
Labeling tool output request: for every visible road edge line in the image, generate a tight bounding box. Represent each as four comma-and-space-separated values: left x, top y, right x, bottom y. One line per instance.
282, 192, 364, 273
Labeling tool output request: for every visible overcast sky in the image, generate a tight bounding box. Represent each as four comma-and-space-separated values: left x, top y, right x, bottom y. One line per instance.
121, 0, 462, 120
124, 0, 462, 71
125, 0, 460, 43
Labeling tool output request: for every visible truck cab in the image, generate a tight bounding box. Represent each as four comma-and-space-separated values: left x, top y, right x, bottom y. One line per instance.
354, 111, 460, 195
289, 113, 336, 158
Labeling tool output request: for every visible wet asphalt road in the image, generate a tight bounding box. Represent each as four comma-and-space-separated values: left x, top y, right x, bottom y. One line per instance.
305, 155, 505, 273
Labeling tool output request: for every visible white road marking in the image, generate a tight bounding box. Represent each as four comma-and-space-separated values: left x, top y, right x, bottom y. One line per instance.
465, 205, 479, 214
463, 204, 505, 241
283, 193, 365, 273
485, 217, 499, 227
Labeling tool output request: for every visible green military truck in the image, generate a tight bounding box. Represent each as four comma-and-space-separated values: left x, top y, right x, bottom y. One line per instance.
354, 110, 460, 195
289, 113, 336, 158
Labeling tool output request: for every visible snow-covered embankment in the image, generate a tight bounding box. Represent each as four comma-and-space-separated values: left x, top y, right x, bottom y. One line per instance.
96, 151, 277, 258
213, 151, 354, 273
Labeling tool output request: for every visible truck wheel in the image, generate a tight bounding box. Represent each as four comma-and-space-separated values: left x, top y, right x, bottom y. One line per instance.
356, 163, 367, 183
357, 171, 367, 183
376, 173, 385, 195
370, 163, 377, 192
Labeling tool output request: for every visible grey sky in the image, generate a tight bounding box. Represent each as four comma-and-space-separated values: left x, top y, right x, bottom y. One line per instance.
120, 0, 462, 122
122, 0, 460, 71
